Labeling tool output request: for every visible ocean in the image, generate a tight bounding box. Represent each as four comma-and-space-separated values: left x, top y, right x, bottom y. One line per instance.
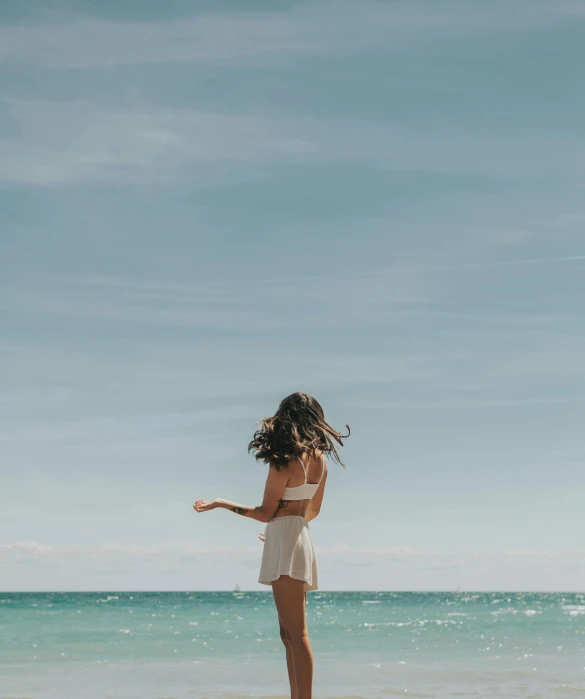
1, 591, 584, 698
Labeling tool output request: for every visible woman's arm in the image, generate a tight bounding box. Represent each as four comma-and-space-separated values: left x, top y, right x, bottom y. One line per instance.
215, 498, 270, 522
304, 508, 319, 522
194, 464, 289, 523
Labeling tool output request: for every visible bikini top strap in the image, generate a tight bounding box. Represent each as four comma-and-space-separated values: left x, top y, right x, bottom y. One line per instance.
298, 455, 307, 483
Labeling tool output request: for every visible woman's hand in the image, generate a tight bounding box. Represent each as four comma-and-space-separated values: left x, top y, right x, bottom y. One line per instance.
193, 498, 220, 513
258, 531, 266, 542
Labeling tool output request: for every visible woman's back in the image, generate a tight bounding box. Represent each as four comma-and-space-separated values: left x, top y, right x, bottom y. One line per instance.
272, 451, 327, 520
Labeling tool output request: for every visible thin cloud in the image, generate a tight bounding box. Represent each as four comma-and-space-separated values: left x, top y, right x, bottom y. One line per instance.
0, 99, 318, 187
431, 254, 585, 271
0, 2, 560, 71
58, 253, 585, 293
3, 542, 585, 592
254, 254, 585, 284
4, 541, 585, 559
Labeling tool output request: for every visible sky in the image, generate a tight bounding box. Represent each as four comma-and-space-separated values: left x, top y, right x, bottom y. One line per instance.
1, 0, 585, 592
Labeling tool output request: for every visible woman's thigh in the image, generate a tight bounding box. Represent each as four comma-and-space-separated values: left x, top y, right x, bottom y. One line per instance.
272, 575, 307, 639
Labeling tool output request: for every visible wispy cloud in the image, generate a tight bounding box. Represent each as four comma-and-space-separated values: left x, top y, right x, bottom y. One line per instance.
3, 542, 585, 591
294, 253, 585, 282
3, 89, 584, 186
45, 251, 585, 298
0, 98, 320, 186
554, 0, 585, 15
5, 540, 585, 559
7, 288, 266, 330
0, 2, 561, 71
0, 388, 70, 418
0, 541, 260, 558
432, 254, 585, 271
5, 260, 433, 332
0, 408, 254, 445
260, 252, 585, 284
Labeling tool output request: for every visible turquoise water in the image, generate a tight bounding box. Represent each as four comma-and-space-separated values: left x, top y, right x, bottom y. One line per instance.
1, 591, 584, 698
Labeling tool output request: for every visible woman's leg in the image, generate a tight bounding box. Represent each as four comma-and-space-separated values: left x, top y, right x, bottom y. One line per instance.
279, 617, 298, 699
272, 576, 313, 699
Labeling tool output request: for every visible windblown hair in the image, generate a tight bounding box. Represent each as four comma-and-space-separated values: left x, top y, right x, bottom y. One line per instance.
248, 392, 350, 470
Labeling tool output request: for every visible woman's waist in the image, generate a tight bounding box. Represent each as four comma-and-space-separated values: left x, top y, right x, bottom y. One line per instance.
267, 514, 309, 524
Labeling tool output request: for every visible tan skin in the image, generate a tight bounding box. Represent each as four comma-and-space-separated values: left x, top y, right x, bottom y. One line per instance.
193, 450, 328, 699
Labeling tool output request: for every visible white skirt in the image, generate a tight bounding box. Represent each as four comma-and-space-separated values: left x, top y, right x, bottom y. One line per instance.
258, 515, 318, 592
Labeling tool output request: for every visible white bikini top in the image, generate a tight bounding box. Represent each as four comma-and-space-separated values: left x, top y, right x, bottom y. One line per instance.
281, 453, 325, 500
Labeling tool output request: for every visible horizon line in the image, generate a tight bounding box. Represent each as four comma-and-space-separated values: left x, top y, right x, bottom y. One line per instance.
2, 589, 583, 594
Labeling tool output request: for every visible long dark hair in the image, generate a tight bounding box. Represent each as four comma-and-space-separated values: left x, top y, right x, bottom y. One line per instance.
248, 392, 350, 470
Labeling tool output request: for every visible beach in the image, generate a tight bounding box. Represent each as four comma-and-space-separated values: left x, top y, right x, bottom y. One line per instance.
1, 591, 584, 698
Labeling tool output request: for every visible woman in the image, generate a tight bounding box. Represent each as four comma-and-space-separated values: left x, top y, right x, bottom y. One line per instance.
193, 391, 349, 699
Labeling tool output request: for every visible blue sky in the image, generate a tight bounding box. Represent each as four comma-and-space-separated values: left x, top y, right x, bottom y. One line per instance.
1, 0, 585, 591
